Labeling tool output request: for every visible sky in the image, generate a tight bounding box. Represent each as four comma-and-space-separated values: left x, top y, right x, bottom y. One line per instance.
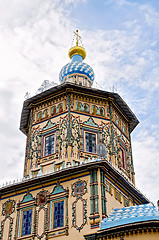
0, 0, 159, 205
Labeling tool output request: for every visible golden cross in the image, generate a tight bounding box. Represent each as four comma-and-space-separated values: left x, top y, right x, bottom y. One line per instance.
74, 30, 81, 46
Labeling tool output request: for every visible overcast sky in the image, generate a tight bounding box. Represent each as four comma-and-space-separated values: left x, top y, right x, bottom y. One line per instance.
0, 0, 159, 205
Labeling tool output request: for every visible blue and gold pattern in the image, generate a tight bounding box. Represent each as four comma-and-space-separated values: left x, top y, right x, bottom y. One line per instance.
59, 61, 94, 84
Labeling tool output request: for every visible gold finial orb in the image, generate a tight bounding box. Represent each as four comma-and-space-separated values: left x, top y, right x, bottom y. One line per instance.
68, 46, 86, 60
68, 30, 86, 60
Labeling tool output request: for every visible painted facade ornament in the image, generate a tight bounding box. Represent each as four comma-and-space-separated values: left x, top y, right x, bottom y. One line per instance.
72, 197, 87, 232
43, 120, 56, 131
71, 117, 80, 158
71, 180, 87, 197
31, 128, 41, 168
2, 200, 15, 216
37, 111, 42, 121
43, 109, 49, 119
59, 118, 68, 159
58, 103, 63, 113
0, 216, 13, 240
21, 192, 34, 203
36, 206, 47, 240
111, 126, 119, 162
83, 117, 99, 128
36, 190, 49, 205
102, 124, 111, 160
92, 105, 105, 117
76, 102, 89, 113
51, 182, 66, 195
51, 106, 57, 116
51, 103, 63, 116
72, 180, 87, 232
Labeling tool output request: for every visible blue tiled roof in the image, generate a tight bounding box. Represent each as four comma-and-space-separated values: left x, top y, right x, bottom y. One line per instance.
101, 203, 159, 230
59, 61, 94, 83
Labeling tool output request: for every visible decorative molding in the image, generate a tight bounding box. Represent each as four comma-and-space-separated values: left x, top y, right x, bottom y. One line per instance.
43, 120, 56, 131
59, 118, 68, 159
30, 128, 41, 168
92, 105, 105, 117
2, 199, 15, 216
36, 190, 49, 206
51, 182, 65, 195
72, 196, 87, 232
36, 207, 47, 240
70, 117, 80, 158
83, 117, 99, 128
0, 216, 13, 240
71, 180, 87, 197
76, 102, 89, 113
21, 192, 34, 203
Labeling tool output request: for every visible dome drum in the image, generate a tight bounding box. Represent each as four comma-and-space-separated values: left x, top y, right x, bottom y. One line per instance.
59, 60, 94, 87
62, 73, 92, 87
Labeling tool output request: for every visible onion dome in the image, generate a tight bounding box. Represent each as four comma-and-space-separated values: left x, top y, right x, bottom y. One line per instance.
59, 30, 94, 87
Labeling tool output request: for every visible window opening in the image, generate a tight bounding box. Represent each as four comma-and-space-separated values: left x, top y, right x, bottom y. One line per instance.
45, 134, 54, 156
21, 209, 32, 236
86, 132, 96, 153
53, 201, 64, 228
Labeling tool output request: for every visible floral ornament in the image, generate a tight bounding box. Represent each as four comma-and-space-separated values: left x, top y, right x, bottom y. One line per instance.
71, 180, 87, 197
36, 190, 49, 206
72, 196, 87, 232
2, 200, 15, 216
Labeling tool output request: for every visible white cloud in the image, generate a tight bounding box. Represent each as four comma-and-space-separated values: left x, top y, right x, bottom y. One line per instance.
139, 4, 159, 27
133, 128, 159, 204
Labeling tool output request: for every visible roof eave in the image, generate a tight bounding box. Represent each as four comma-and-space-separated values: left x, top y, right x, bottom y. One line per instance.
19, 83, 139, 135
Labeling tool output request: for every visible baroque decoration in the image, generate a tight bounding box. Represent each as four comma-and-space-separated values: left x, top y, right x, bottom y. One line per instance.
0, 216, 13, 240
83, 117, 99, 128
36, 190, 49, 240
76, 102, 89, 113
21, 191, 34, 203
2, 199, 15, 216
92, 105, 105, 117
30, 128, 41, 168
102, 123, 111, 160
43, 120, 56, 131
36, 190, 49, 205
71, 180, 87, 197
72, 197, 87, 232
71, 117, 80, 158
36, 206, 48, 240
72, 180, 87, 232
0, 200, 15, 240
59, 118, 68, 159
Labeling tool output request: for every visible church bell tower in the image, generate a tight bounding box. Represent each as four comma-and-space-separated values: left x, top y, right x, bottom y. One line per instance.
0, 31, 149, 240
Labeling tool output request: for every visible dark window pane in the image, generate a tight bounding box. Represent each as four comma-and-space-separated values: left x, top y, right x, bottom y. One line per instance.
22, 209, 32, 236
45, 134, 55, 156
53, 201, 64, 229
85, 132, 96, 153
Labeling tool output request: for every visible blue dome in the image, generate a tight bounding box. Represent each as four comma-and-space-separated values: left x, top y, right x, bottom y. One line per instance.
59, 60, 95, 83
